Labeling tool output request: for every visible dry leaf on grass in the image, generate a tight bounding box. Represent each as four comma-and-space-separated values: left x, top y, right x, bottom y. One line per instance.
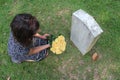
92, 52, 99, 61
7, 76, 11, 80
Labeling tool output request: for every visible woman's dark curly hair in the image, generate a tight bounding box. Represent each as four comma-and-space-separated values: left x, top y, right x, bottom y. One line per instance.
10, 13, 39, 46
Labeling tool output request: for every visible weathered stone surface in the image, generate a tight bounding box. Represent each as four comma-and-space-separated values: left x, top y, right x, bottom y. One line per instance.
70, 9, 103, 55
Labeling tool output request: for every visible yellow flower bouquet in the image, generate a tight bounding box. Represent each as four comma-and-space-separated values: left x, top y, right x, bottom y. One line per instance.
50, 35, 66, 54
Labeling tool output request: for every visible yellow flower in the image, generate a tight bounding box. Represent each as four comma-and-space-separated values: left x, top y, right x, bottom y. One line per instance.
50, 35, 66, 54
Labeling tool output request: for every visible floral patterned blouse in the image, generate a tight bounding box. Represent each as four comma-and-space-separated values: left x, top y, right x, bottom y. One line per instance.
8, 32, 47, 62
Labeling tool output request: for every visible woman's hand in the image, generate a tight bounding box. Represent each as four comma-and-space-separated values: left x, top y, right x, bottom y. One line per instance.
34, 33, 50, 39
41, 34, 50, 39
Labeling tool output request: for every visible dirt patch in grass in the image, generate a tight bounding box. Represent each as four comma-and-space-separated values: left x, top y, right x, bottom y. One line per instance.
93, 68, 101, 80
58, 57, 80, 80
56, 8, 70, 16
56, 9, 70, 27
57, 55, 88, 80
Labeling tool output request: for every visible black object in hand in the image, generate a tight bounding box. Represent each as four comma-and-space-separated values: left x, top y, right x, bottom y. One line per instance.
47, 34, 56, 46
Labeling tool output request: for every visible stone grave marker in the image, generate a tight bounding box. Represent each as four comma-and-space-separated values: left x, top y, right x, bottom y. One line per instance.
70, 9, 103, 55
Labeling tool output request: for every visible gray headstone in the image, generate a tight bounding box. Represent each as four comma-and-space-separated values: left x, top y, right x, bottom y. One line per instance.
70, 9, 103, 55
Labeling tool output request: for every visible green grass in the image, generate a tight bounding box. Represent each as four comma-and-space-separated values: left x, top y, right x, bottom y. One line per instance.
0, 0, 120, 80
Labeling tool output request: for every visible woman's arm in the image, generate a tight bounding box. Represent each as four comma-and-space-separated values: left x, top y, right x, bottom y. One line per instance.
34, 33, 50, 39
29, 44, 50, 55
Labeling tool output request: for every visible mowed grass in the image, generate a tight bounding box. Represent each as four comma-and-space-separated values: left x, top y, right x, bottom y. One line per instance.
0, 0, 120, 80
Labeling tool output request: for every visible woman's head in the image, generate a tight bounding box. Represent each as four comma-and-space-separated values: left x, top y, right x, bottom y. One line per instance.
10, 13, 39, 46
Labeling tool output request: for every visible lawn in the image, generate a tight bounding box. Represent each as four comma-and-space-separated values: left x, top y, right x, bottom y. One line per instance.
0, 0, 120, 80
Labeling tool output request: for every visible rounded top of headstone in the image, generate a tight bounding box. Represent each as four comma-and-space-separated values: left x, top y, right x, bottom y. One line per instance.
73, 9, 103, 37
